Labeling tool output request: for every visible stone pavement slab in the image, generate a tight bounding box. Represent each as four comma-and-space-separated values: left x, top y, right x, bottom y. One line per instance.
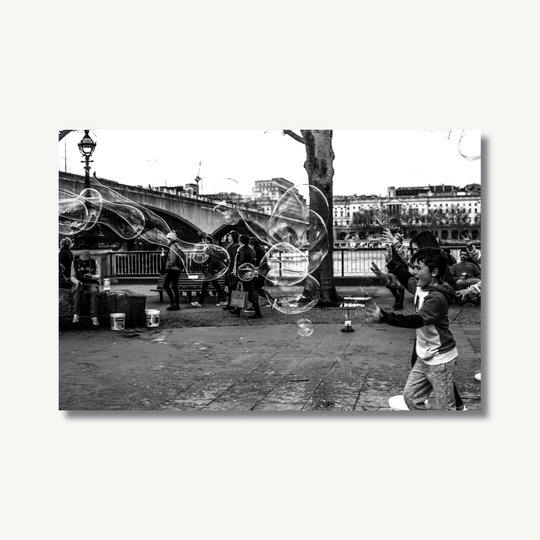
59, 320, 481, 412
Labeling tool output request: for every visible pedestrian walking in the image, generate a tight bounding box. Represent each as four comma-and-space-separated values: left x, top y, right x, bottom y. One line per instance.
164, 232, 183, 311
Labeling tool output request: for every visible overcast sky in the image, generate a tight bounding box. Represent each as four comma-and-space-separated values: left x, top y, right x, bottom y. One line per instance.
58, 130, 481, 197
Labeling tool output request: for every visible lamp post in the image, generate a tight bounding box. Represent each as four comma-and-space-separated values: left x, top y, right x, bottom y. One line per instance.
73, 130, 103, 249
78, 129, 96, 189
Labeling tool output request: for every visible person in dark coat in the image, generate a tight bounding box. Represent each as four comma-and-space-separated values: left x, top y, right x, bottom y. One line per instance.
164, 232, 183, 311
59, 237, 74, 289
223, 230, 240, 311
230, 234, 262, 319
249, 236, 268, 302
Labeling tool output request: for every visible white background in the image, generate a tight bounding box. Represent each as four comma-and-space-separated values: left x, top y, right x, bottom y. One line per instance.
2, 1, 537, 539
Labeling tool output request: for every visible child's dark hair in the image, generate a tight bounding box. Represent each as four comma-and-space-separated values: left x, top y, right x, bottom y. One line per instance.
411, 247, 448, 279
239, 234, 250, 245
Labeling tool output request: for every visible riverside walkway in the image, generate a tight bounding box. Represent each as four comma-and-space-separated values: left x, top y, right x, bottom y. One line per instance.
59, 283, 481, 411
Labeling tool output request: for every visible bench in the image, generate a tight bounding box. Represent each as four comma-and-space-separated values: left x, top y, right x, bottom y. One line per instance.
151, 273, 227, 303
59, 288, 146, 330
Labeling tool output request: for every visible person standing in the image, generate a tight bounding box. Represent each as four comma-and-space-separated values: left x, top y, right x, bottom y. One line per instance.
164, 232, 182, 311
59, 237, 74, 289
71, 250, 101, 326
249, 236, 268, 302
230, 234, 262, 319
223, 230, 240, 311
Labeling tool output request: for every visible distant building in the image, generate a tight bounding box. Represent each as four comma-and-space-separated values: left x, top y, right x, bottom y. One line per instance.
334, 183, 481, 243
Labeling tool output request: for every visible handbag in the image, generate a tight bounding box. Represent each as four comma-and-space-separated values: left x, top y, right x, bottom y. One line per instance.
229, 282, 248, 309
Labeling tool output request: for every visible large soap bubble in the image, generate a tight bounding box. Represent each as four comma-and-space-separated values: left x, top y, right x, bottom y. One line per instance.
261, 243, 308, 286
264, 274, 321, 315
181, 242, 230, 281
59, 188, 103, 235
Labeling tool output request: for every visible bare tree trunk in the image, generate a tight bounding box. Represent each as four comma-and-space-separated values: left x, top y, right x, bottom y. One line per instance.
299, 130, 341, 306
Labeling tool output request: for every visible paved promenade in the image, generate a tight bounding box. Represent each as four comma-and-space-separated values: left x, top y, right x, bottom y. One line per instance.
59, 283, 481, 411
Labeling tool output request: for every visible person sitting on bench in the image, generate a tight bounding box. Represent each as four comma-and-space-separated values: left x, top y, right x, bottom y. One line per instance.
71, 250, 101, 326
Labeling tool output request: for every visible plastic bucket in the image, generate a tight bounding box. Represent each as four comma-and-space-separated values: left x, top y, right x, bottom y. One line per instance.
110, 313, 125, 331
145, 309, 160, 328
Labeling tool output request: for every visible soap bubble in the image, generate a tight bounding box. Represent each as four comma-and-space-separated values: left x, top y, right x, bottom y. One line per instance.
59, 194, 90, 235
265, 186, 329, 273
264, 274, 321, 315
262, 243, 308, 286
183, 244, 230, 281
297, 318, 314, 337
213, 201, 241, 225
191, 242, 210, 264
59, 188, 103, 235
237, 262, 258, 282
344, 233, 361, 250
458, 130, 481, 161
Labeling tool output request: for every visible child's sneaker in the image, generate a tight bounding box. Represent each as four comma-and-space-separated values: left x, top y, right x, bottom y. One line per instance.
388, 395, 410, 411
72, 314, 80, 323
191, 302, 202, 308
91, 317, 99, 326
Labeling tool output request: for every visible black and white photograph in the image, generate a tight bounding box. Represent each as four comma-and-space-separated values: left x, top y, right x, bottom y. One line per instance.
5, 1, 539, 539
58, 129, 481, 411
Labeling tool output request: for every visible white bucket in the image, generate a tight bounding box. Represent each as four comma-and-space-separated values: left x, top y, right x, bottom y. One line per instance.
110, 313, 125, 331
145, 309, 160, 328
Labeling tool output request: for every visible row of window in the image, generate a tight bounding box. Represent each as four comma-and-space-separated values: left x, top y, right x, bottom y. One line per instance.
335, 202, 479, 212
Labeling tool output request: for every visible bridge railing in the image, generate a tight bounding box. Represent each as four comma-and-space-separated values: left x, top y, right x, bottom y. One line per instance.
109, 246, 481, 278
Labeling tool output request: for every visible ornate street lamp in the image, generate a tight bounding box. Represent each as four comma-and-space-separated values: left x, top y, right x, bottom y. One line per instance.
73, 130, 103, 248
78, 130, 96, 189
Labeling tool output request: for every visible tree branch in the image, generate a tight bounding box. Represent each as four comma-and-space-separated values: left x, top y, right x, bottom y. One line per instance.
282, 130, 305, 144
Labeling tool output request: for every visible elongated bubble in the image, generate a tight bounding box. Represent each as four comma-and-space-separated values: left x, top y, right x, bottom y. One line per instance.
59, 197, 89, 235
264, 274, 321, 315
59, 188, 103, 235
90, 176, 171, 246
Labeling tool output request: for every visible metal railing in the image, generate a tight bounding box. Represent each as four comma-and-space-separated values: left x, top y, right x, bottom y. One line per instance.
110, 246, 481, 278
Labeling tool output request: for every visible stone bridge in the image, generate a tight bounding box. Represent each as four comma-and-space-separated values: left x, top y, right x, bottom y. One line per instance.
59, 171, 271, 243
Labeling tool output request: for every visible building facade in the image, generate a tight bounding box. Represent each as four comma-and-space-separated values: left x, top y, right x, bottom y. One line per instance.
334, 183, 481, 244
